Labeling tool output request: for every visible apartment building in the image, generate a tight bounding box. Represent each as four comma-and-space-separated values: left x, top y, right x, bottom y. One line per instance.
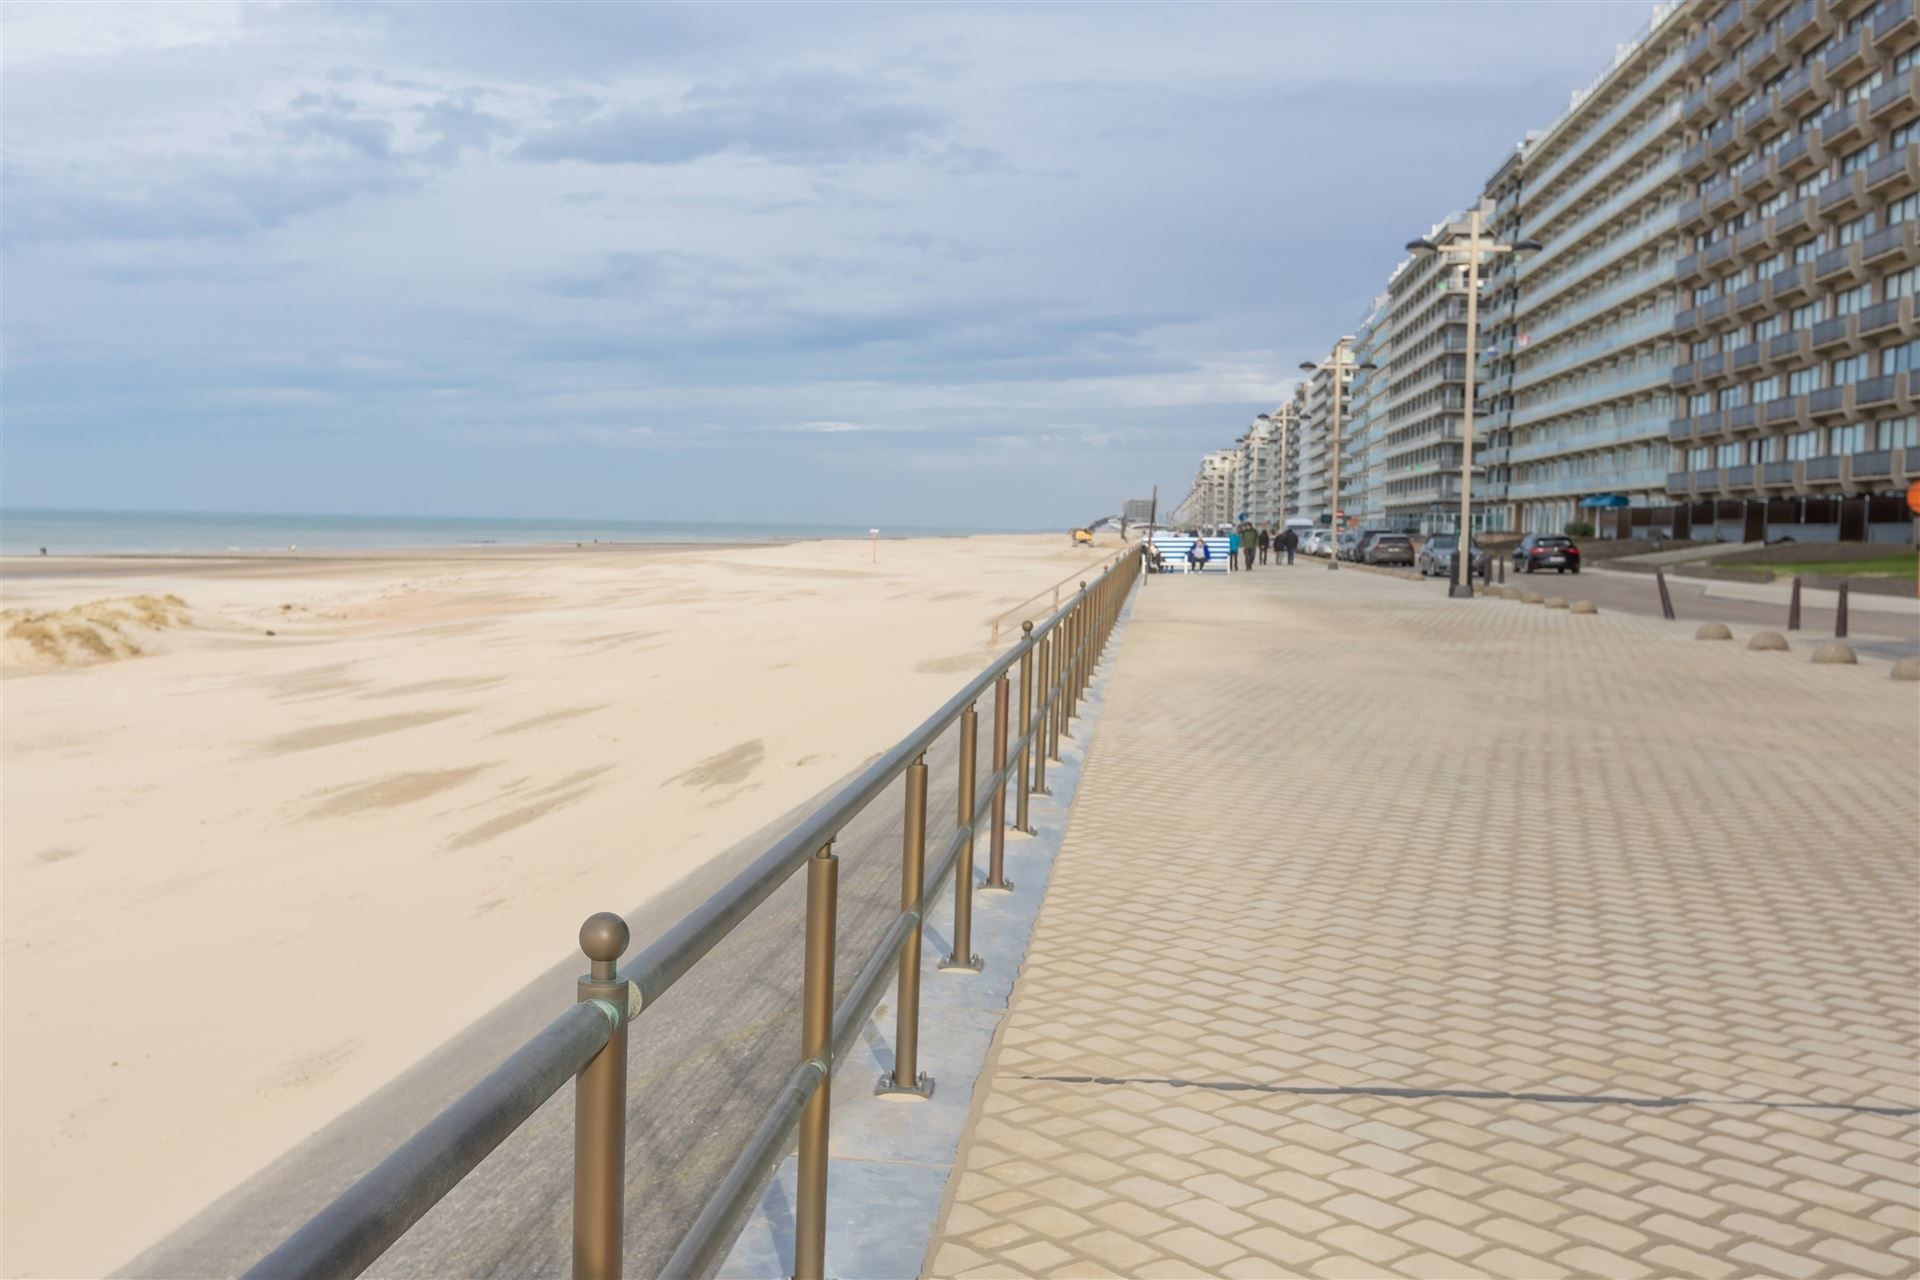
1668, 0, 1920, 539
1170, 448, 1238, 528
1280, 382, 1309, 522
1287, 338, 1359, 527
1343, 294, 1393, 530
1488, 3, 1691, 536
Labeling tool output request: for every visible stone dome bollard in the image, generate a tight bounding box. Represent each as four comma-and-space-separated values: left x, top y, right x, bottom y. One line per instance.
1892, 657, 1920, 681
1695, 622, 1733, 641
1810, 642, 1857, 665
1521, 591, 1544, 604
1747, 631, 1789, 651
1570, 601, 1597, 614
1545, 596, 1568, 609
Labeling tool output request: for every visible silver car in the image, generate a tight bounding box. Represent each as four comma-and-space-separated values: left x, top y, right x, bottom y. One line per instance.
1417, 534, 1488, 580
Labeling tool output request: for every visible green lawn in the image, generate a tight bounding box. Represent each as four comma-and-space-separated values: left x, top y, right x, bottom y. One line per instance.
1756, 550, 1919, 578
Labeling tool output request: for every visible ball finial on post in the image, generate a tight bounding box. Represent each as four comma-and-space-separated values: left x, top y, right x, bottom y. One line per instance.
579, 912, 630, 980
1022, 620, 1033, 636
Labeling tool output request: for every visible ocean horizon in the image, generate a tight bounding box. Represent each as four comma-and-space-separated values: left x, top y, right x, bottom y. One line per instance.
0, 508, 1029, 557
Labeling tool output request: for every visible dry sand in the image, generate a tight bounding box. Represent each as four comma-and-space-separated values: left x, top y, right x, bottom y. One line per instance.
0, 533, 1120, 1278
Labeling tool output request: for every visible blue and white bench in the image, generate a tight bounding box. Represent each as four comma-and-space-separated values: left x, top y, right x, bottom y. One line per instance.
1148, 535, 1233, 573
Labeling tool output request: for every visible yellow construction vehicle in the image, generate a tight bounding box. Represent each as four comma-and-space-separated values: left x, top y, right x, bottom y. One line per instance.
1071, 527, 1095, 545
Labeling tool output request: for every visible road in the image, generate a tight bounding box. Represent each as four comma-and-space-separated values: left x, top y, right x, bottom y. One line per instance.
122, 678, 1016, 1279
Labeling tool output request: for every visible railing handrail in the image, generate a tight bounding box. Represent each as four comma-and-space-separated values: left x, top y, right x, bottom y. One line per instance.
987, 548, 1128, 642
244, 545, 1145, 1280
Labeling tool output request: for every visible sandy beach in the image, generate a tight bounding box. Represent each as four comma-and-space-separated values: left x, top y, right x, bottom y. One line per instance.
0, 532, 1119, 1278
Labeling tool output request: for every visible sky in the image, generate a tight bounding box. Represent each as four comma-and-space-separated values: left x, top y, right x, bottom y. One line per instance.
3, 2, 1664, 528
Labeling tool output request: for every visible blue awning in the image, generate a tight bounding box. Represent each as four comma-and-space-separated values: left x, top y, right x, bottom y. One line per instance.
1580, 494, 1631, 508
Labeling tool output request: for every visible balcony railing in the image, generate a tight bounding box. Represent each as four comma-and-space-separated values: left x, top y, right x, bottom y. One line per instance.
1525, 47, 1686, 200
1527, 101, 1685, 235
1523, 261, 1679, 348
1508, 363, 1673, 431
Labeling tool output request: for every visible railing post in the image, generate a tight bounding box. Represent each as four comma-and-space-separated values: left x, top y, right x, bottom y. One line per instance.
942, 705, 984, 971
1036, 629, 1055, 787
1836, 579, 1850, 638
1788, 575, 1802, 630
573, 913, 632, 1280
1656, 567, 1676, 620
985, 674, 1013, 891
794, 845, 839, 1280
877, 760, 932, 1097
1045, 626, 1064, 764
1016, 622, 1035, 829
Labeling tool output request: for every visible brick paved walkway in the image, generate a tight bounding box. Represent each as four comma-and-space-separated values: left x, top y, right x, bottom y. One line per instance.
924, 568, 1919, 1279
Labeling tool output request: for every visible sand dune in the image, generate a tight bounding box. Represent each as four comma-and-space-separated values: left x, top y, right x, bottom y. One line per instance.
0, 532, 1120, 1278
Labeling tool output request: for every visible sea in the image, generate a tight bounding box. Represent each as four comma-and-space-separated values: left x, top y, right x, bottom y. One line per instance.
0, 509, 1009, 557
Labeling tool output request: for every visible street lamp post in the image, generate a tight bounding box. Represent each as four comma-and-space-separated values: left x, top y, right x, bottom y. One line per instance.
1407, 211, 1540, 597
1300, 344, 1378, 571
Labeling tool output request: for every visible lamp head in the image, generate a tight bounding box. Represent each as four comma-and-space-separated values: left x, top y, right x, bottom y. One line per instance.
1406, 238, 1439, 257
1298, 361, 1317, 372
1356, 361, 1379, 371
1512, 237, 1544, 258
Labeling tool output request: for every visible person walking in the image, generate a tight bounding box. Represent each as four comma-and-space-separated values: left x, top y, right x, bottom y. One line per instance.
1226, 525, 1240, 572
1281, 527, 1298, 565
1257, 527, 1270, 565
1240, 522, 1257, 571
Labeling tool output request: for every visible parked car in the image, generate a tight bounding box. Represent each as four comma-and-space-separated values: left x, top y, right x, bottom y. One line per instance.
1302, 529, 1332, 557
1363, 533, 1415, 566
1417, 534, 1488, 580
1512, 534, 1582, 574
1335, 531, 1362, 561
1344, 528, 1393, 562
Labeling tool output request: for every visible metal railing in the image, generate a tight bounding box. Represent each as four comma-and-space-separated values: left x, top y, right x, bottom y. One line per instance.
244, 546, 1144, 1280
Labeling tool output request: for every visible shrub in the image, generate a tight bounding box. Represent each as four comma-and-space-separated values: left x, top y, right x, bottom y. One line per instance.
1564, 520, 1595, 538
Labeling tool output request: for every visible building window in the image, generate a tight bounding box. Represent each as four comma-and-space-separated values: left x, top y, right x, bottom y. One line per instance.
1877, 415, 1918, 448
1716, 442, 1744, 467
1884, 341, 1920, 375
1689, 446, 1711, 470
1720, 384, 1748, 409
1839, 143, 1881, 174
1692, 338, 1714, 360
1899, 46, 1920, 74
1842, 72, 1885, 105
1790, 301, 1824, 330
1789, 366, 1822, 395
1833, 283, 1871, 316
1793, 238, 1821, 265
1755, 435, 1782, 463
1785, 429, 1818, 460
1752, 376, 1782, 403
1690, 391, 1714, 415
1832, 354, 1870, 386
1836, 213, 1877, 246
1755, 315, 1785, 341
1831, 423, 1866, 454
1889, 193, 1920, 226
1895, 119, 1920, 149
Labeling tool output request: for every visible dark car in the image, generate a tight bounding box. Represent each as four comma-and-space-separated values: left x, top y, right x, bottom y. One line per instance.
1512, 534, 1582, 574
1364, 533, 1415, 566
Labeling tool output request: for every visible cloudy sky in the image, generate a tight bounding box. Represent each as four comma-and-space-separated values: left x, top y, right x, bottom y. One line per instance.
4, 2, 1658, 527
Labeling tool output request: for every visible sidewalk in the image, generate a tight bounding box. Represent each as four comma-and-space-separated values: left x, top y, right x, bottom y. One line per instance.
923, 566, 1919, 1279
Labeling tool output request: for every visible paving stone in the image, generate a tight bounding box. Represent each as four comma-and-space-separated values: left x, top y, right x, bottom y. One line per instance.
919, 572, 1919, 1278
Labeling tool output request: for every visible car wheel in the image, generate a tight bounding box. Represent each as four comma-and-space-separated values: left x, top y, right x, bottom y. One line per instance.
1572, 567, 1580, 574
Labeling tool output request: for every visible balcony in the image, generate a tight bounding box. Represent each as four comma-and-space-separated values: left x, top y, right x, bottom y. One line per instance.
1774, 61, 1826, 119
1820, 101, 1872, 151
1739, 92, 1773, 135
1679, 194, 1709, 230
1865, 144, 1920, 196
1807, 454, 1842, 482
1704, 237, 1734, 269
1667, 470, 1692, 492
1822, 30, 1870, 84
1734, 222, 1770, 258
1733, 280, 1768, 316
1767, 395, 1806, 427
1702, 296, 1731, 326
1726, 464, 1756, 489
1855, 372, 1899, 409
1769, 260, 1815, 305
1738, 159, 1783, 200
1668, 417, 1694, 443
1817, 170, 1867, 217
1673, 304, 1701, 335
1811, 314, 1854, 351
1862, 222, 1918, 270
1766, 329, 1812, 366
1752, 23, 1791, 73
1761, 460, 1797, 486
1774, 131, 1824, 178
1813, 241, 1863, 283
1681, 89, 1712, 126
1699, 351, 1728, 381
1726, 404, 1759, 433
1732, 340, 1763, 371
1853, 449, 1895, 480
1703, 122, 1738, 163
1684, 31, 1715, 72
1671, 361, 1696, 388
1868, 68, 1920, 125
1808, 385, 1849, 418
1781, 0, 1823, 49
1872, 0, 1919, 52
1767, 197, 1818, 248
1710, 0, 1747, 38
1676, 251, 1705, 283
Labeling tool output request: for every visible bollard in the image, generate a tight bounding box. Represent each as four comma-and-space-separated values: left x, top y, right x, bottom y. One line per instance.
793, 847, 838, 1280
941, 705, 983, 972
877, 760, 932, 1097
1836, 580, 1849, 639
985, 674, 1012, 891
573, 913, 632, 1280
1656, 568, 1676, 620
1787, 575, 1802, 631
1497, 557, 1506, 585
1016, 622, 1035, 831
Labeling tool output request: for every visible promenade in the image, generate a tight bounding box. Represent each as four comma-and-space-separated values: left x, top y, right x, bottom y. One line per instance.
925, 566, 1919, 1279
